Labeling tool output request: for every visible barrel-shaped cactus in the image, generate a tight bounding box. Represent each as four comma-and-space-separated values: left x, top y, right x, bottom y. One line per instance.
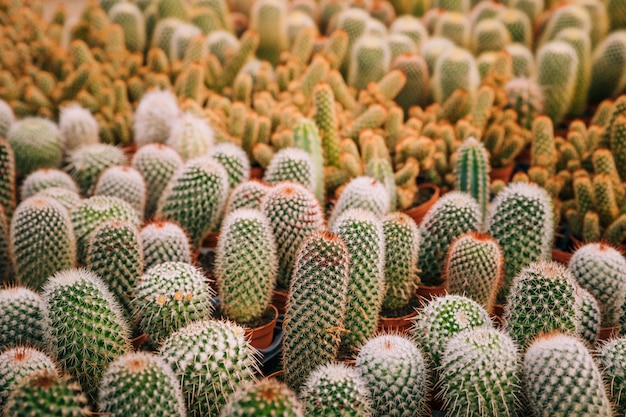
8, 117, 62, 178
328, 176, 389, 228
578, 287, 601, 347
0, 287, 46, 350
66, 144, 128, 197
0, 347, 57, 410
207, 142, 251, 190
263, 148, 316, 192
166, 112, 215, 161
58, 104, 99, 154
20, 168, 79, 201
220, 378, 304, 417
140, 221, 191, 270
225, 179, 272, 215
93, 165, 146, 221
133, 89, 181, 147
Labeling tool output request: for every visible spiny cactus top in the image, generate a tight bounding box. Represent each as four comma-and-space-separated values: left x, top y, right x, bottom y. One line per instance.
0, 286, 46, 350
263, 148, 316, 192
225, 179, 273, 215
219, 378, 304, 417
207, 142, 251, 190
66, 143, 128, 197
597, 336, 626, 414
453, 136, 490, 223
355, 334, 428, 417
166, 112, 215, 161
140, 221, 192, 270
133, 89, 181, 147
93, 165, 146, 221
98, 352, 186, 417
34, 187, 82, 212
8, 117, 63, 178
58, 104, 99, 153
0, 98, 15, 138
20, 168, 79, 201
328, 176, 390, 228
0, 346, 57, 409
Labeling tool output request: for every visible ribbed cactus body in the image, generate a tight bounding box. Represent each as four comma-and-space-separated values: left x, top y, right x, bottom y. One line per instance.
10, 196, 76, 290
301, 363, 373, 417
577, 287, 600, 347
348, 35, 391, 91
133, 89, 181, 147
504, 261, 582, 349
0, 137, 15, 221
215, 209, 277, 323
66, 144, 128, 197
166, 112, 215, 161
250, 0, 287, 66
433, 47, 479, 106
329, 176, 389, 228
439, 327, 520, 417
293, 118, 324, 205
0, 347, 56, 410
523, 334, 612, 416
263, 148, 316, 192
487, 182, 554, 303
0, 287, 46, 350
569, 243, 626, 327
156, 157, 229, 247
140, 221, 191, 270
207, 143, 251, 190
555, 28, 591, 117
8, 117, 62, 178
58, 104, 99, 153
597, 336, 626, 414
283, 231, 349, 390
20, 169, 79, 201
220, 379, 304, 417
417, 192, 481, 287
98, 352, 186, 417
225, 180, 272, 214
454, 137, 490, 223
159, 320, 257, 417
391, 53, 430, 113
589, 31, 626, 103
94, 166, 146, 220
109, 2, 146, 53
355, 334, 428, 416
42, 268, 132, 405
132, 262, 214, 346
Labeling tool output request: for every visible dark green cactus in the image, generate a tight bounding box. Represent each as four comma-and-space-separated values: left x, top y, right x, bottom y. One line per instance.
0, 287, 46, 350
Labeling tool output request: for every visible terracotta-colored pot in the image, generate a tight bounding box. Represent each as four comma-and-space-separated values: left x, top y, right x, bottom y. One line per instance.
551, 249, 572, 265
202, 231, 220, 249
404, 183, 441, 225
245, 304, 279, 350
378, 310, 419, 334
250, 167, 265, 179
121, 143, 137, 160
598, 325, 621, 341
415, 283, 448, 304
489, 163, 515, 184
271, 289, 289, 316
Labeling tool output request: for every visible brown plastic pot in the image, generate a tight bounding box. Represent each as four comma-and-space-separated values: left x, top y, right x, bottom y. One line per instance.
415, 283, 448, 304
598, 325, 621, 341
271, 289, 289, 316
403, 183, 440, 225
489, 163, 515, 184
378, 310, 419, 334
245, 304, 279, 350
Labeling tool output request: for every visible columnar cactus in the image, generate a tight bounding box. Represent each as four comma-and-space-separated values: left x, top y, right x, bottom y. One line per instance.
569, 242, 626, 328
504, 77, 544, 130
140, 221, 191, 270
0, 287, 46, 350
355, 334, 428, 416
293, 118, 324, 205
225, 179, 272, 215
391, 53, 430, 113
0, 137, 15, 221
250, 0, 288, 66
348, 35, 391, 91
58, 104, 99, 154
554, 28, 591, 117
42, 268, 132, 405
109, 2, 146, 53
33, 187, 81, 212
159, 320, 258, 417
454, 137, 490, 223
20, 169, 79, 201
597, 336, 626, 414
300, 363, 373, 417
0, 99, 15, 138
166, 112, 215, 161
133, 89, 181, 147
438, 327, 520, 417
504, 261, 583, 349
577, 287, 601, 347
220, 379, 304, 417
313, 83, 340, 169
98, 352, 186, 417
531, 116, 556, 175
263, 148, 316, 192
0, 205, 9, 282
132, 261, 214, 346
523, 334, 613, 416
207, 143, 251, 190
10, 196, 76, 290
0, 347, 57, 409
589, 31, 626, 103
364, 158, 396, 213
328, 176, 389, 228
417, 192, 482, 287
93, 166, 147, 220
66, 144, 128, 196
487, 182, 554, 303
156, 156, 229, 248
215, 209, 277, 324
282, 231, 350, 390
331, 209, 385, 351
7, 117, 63, 178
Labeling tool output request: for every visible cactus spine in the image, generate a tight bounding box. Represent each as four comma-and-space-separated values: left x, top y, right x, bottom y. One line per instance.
20, 169, 79, 201
454, 137, 490, 223
66, 144, 128, 197
0, 137, 16, 221
536, 41, 579, 124
0, 347, 57, 410
93, 166, 147, 221
220, 379, 304, 417
0, 287, 46, 350
140, 221, 191, 270
59, 104, 99, 153
8, 117, 63, 178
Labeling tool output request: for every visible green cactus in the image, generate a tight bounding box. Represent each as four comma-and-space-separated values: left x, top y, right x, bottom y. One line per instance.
250, 0, 288, 66
538, 4, 591, 45
156, 156, 229, 248
588, 31, 626, 103
215, 209, 277, 324
611, 114, 626, 181
42, 268, 132, 405
0, 206, 9, 282
433, 47, 479, 107
454, 137, 490, 223
0, 287, 46, 350
417, 191, 481, 287
263, 148, 316, 192
206, 30, 239, 65
166, 112, 215, 162
66, 144, 128, 197
208, 143, 251, 190
10, 196, 76, 291
531, 115, 556, 175
98, 352, 186, 417
553, 28, 591, 117
387, 33, 418, 61
421, 36, 456, 76
597, 336, 626, 414
312, 83, 340, 169
355, 334, 428, 417
93, 166, 146, 221
4, 369, 91, 417
471, 18, 511, 56
0, 137, 15, 221
389, 15, 428, 51
133, 89, 180, 147
261, 182, 324, 289
169, 23, 202, 61
510, 0, 543, 23
328, 176, 390, 228
58, 104, 99, 154
364, 158, 397, 213
132, 261, 215, 346
505, 44, 535, 78
0, 347, 57, 410
523, 333, 612, 416
8, 117, 63, 179
220, 378, 304, 417
140, 221, 191, 270
348, 35, 391, 91
301, 363, 373, 417
391, 53, 430, 114
0, 99, 15, 138
487, 182, 554, 303
334, 8, 371, 77
411, 294, 492, 369
577, 287, 601, 347
439, 327, 520, 417
293, 118, 324, 205
159, 320, 258, 417
20, 169, 79, 201
109, 2, 146, 53
225, 180, 272, 215
433, 12, 471, 49
282, 231, 349, 390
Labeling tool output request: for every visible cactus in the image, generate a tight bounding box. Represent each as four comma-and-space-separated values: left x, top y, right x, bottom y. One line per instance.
293, 118, 324, 205
132, 261, 215, 346
588, 31, 626, 103
355, 334, 428, 416
10, 196, 76, 291
569, 242, 626, 328
504, 261, 583, 349
206, 30, 240, 65
156, 156, 229, 248
20, 169, 79, 202
328, 176, 389, 228
250, 0, 288, 66
389, 15, 428, 51
577, 287, 601, 347
169, 23, 202, 61
0, 287, 46, 350
58, 104, 99, 154
471, 18, 511, 56
33, 187, 81, 212
433, 12, 471, 49
531, 115, 556, 175
554, 28, 591, 117
282, 231, 349, 390
438, 327, 520, 417
421, 36, 456, 75
225, 179, 272, 214
261, 182, 324, 289
215, 209, 277, 324
432, 47, 479, 107
166, 112, 215, 161
8, 117, 63, 178
98, 352, 186, 417
207, 143, 251, 190
220, 378, 304, 417
505, 44, 535, 78
331, 209, 385, 351
0, 206, 8, 282
133, 89, 181, 147
348, 35, 391, 91
3, 369, 91, 417
411, 294, 492, 368
108, 2, 145, 53
159, 320, 258, 417
387, 33, 418, 61
312, 84, 341, 169
93, 166, 146, 220
487, 182, 554, 303
391, 53, 430, 113
140, 221, 191, 270
538, 4, 591, 45
42, 268, 132, 405
364, 158, 396, 212
417, 192, 482, 287
0, 347, 57, 410
454, 137, 490, 223
334, 8, 371, 76
523, 333, 612, 416
0, 137, 16, 221
263, 148, 316, 192
611, 114, 626, 182
597, 336, 626, 414
0, 99, 15, 138
66, 144, 128, 197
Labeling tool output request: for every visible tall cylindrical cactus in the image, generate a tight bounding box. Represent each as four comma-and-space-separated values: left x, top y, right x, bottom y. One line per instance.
597, 336, 626, 414
454, 137, 490, 223
432, 47, 479, 106
250, 0, 288, 66
0, 137, 16, 221
328, 176, 390, 228
66, 144, 128, 197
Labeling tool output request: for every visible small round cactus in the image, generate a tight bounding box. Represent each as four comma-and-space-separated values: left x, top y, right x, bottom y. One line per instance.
7, 117, 63, 178
133, 89, 181, 147
0, 347, 57, 409
263, 148, 316, 193
220, 379, 304, 417
166, 112, 215, 161
66, 143, 128, 196
225, 179, 272, 215
20, 168, 79, 201
207, 142, 251, 190
0, 287, 46, 350
98, 352, 186, 417
58, 104, 99, 153
328, 176, 390, 228
140, 221, 192, 270
34, 187, 82, 212
93, 165, 146, 221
